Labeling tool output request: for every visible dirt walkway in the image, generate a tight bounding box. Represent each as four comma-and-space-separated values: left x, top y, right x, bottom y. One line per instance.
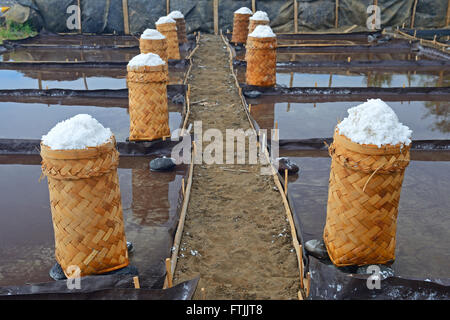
173, 35, 299, 300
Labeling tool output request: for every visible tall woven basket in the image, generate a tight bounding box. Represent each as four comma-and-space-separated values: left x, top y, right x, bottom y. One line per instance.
174, 18, 188, 44
231, 12, 252, 44
40, 137, 129, 278
127, 64, 170, 141
323, 130, 411, 267
156, 23, 181, 60
139, 37, 168, 62
246, 35, 277, 87
248, 19, 269, 34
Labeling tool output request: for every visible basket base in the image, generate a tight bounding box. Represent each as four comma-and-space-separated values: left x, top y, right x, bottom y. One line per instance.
49, 263, 139, 281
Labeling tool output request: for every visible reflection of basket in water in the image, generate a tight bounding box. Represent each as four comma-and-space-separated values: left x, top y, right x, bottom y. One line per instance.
127, 64, 170, 141
174, 18, 188, 44
324, 131, 411, 267
40, 137, 129, 277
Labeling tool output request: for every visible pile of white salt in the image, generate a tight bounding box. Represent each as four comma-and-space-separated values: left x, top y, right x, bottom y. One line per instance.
42, 114, 113, 150
250, 11, 270, 21
127, 53, 165, 70
168, 10, 184, 19
337, 99, 412, 147
141, 29, 166, 40
234, 7, 253, 15
155, 16, 176, 25
249, 25, 276, 38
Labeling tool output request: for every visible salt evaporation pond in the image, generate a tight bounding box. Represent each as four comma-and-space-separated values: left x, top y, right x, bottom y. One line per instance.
0, 101, 183, 142
0, 157, 188, 287
250, 101, 450, 140
285, 156, 450, 280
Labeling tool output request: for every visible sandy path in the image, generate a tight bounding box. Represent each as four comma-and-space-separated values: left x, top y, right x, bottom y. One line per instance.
173, 34, 299, 300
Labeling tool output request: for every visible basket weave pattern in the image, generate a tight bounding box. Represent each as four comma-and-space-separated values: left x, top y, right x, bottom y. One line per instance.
248, 19, 269, 34
41, 138, 129, 277
139, 38, 168, 62
231, 13, 252, 44
246, 36, 277, 87
127, 64, 170, 141
174, 18, 188, 44
156, 23, 181, 60
323, 131, 411, 267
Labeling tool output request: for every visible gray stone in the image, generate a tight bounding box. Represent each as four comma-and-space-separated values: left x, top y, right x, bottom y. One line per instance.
49, 263, 139, 281
49, 262, 66, 281
278, 157, 300, 175
150, 157, 176, 172
356, 265, 395, 280
305, 239, 330, 260
171, 93, 185, 105
244, 90, 262, 99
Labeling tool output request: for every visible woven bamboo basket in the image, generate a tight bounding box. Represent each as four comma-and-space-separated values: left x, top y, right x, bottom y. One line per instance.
40, 137, 129, 278
174, 18, 188, 44
139, 37, 168, 62
127, 64, 170, 141
248, 19, 270, 34
156, 22, 181, 60
323, 130, 411, 267
231, 13, 252, 44
246, 35, 277, 87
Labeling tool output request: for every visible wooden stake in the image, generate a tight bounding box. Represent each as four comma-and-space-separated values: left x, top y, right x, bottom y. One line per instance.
305, 272, 311, 297
165, 258, 173, 288
447, 0, 450, 27
201, 288, 206, 300
182, 178, 186, 197
77, 0, 82, 34
213, 0, 219, 35
347, 56, 351, 63
411, 0, 418, 29
133, 276, 140, 289
166, 0, 170, 15
249, 104, 252, 113
335, 0, 339, 29
252, 0, 256, 13
122, 0, 130, 35
284, 169, 288, 196
294, 0, 298, 33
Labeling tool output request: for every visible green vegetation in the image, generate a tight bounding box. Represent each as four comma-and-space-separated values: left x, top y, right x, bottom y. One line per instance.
0, 20, 37, 43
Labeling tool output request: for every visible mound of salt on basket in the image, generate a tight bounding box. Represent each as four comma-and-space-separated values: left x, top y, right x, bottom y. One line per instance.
246, 25, 277, 87
140, 29, 168, 62
127, 53, 170, 141
249, 11, 270, 34
40, 114, 129, 278
323, 99, 412, 267
156, 16, 180, 60
231, 7, 253, 44
168, 10, 188, 44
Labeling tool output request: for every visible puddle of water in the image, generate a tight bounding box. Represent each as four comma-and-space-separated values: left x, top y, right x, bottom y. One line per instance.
276, 52, 425, 62
0, 69, 185, 89
0, 48, 140, 63
0, 157, 187, 287
251, 101, 450, 140
0, 102, 183, 142
287, 157, 450, 279
276, 71, 449, 88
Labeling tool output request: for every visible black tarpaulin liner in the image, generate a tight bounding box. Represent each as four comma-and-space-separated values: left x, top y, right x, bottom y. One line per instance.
4, 0, 448, 34
0, 276, 199, 300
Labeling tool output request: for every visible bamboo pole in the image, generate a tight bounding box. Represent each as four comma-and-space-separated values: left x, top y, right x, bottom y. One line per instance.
335, 0, 339, 29
411, 0, 418, 29
447, 0, 450, 27
284, 169, 288, 195
165, 258, 173, 288
294, 0, 298, 33
252, 0, 256, 13
133, 276, 140, 289
213, 0, 219, 35
166, 0, 170, 15
122, 0, 130, 35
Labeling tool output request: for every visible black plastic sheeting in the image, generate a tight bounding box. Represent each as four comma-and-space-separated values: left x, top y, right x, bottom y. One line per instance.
0, 275, 199, 300
4, 0, 448, 34
307, 257, 449, 300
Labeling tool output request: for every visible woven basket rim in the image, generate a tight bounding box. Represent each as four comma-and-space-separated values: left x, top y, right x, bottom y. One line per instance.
334, 129, 411, 155
41, 136, 116, 160
235, 12, 253, 16
127, 64, 167, 73
247, 36, 277, 42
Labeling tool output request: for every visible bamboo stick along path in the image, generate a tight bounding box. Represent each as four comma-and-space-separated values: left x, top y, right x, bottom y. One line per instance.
173, 35, 299, 300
